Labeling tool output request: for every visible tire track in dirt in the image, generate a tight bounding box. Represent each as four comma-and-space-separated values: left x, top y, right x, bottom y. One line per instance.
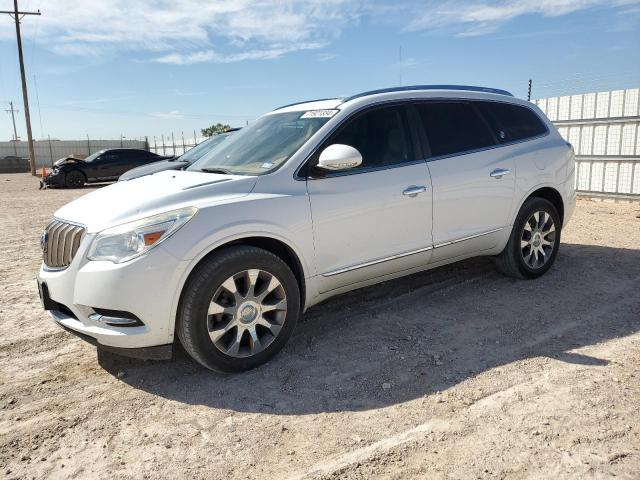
2, 175, 640, 480
289, 293, 640, 479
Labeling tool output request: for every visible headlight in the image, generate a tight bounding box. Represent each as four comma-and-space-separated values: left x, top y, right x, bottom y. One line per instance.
87, 207, 197, 263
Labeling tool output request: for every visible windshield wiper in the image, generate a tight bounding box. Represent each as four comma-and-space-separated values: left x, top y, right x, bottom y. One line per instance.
199, 167, 232, 175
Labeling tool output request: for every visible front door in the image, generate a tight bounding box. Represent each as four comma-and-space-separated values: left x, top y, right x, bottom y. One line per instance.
306, 104, 433, 293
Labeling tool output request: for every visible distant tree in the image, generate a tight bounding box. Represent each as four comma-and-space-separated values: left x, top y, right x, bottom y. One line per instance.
201, 123, 231, 137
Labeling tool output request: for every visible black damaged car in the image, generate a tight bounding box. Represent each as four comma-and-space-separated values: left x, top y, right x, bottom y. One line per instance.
42, 148, 172, 188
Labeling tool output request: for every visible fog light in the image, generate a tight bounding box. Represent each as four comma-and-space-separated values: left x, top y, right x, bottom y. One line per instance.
89, 308, 144, 327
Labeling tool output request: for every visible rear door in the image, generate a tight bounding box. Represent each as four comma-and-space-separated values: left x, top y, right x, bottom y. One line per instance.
115, 150, 148, 176
415, 101, 515, 262
306, 103, 433, 293
136, 151, 161, 166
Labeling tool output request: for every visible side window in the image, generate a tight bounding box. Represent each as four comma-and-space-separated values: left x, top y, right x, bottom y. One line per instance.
327, 105, 413, 170
128, 150, 147, 160
416, 102, 496, 157
476, 101, 547, 143
100, 153, 119, 163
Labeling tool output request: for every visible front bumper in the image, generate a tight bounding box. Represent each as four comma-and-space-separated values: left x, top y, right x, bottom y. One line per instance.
37, 233, 190, 357
54, 311, 173, 360
42, 171, 66, 187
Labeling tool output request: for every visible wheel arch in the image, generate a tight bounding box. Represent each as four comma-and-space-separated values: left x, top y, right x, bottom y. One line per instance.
223, 236, 307, 305
527, 186, 564, 226
171, 234, 308, 341
513, 185, 565, 227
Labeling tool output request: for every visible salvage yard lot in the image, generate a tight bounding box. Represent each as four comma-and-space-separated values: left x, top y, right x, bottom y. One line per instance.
1, 173, 639, 479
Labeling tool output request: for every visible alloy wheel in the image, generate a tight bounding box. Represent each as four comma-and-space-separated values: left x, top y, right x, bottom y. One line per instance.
207, 269, 287, 358
520, 210, 556, 269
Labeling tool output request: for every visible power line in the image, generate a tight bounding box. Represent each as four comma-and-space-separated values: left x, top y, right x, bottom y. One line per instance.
534, 71, 639, 90
399, 46, 402, 87
38, 103, 255, 120
33, 74, 44, 138
0, 1, 41, 175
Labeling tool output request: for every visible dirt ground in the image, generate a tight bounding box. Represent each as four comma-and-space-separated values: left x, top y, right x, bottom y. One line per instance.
1, 172, 639, 480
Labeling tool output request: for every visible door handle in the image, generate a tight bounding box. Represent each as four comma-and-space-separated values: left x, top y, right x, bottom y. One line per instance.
402, 185, 427, 197
490, 168, 511, 179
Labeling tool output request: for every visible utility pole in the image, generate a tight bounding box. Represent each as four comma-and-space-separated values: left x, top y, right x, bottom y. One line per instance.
5, 101, 19, 141
1, 1, 41, 175
5, 102, 19, 156
527, 79, 532, 101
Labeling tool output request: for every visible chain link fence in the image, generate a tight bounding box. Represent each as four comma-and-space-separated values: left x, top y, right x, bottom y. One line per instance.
148, 131, 207, 157
0, 136, 147, 169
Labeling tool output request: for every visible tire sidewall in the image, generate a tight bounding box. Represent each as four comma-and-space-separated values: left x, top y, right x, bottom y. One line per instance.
179, 247, 300, 373
65, 170, 85, 188
510, 198, 561, 278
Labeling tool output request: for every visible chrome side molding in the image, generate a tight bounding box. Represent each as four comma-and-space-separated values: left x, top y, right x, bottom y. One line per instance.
322, 227, 504, 277
433, 227, 504, 249
323, 246, 434, 277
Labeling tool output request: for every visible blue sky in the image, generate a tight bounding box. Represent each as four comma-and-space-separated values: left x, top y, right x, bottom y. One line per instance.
1, 0, 639, 141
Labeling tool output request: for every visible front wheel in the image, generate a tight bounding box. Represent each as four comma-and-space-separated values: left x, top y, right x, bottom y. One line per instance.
496, 197, 561, 279
177, 246, 300, 373
65, 170, 85, 188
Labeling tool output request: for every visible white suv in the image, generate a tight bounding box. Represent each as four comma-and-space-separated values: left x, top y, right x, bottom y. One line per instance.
37, 85, 576, 372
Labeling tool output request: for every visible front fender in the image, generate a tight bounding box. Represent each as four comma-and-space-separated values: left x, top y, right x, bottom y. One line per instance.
159, 193, 315, 342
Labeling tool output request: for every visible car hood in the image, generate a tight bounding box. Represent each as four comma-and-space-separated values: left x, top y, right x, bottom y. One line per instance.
54, 170, 257, 233
118, 159, 189, 181
54, 156, 85, 167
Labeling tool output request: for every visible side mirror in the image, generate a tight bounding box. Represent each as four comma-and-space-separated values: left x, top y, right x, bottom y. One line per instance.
317, 144, 362, 171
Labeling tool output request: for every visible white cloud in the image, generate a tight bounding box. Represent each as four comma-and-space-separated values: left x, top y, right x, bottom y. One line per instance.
1, 0, 360, 63
316, 52, 338, 61
395, 57, 420, 68
406, 0, 640, 35
169, 89, 208, 97
150, 110, 185, 120
154, 43, 324, 65
3, 0, 636, 61
61, 96, 137, 105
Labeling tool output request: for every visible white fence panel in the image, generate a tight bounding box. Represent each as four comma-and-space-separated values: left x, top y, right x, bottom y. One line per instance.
541, 87, 640, 199
148, 136, 209, 157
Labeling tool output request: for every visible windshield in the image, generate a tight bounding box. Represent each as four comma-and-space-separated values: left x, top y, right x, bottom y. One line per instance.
179, 133, 230, 162
188, 111, 333, 175
84, 150, 105, 162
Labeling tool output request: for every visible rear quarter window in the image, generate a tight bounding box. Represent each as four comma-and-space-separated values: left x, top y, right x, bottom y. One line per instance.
476, 101, 547, 143
415, 102, 496, 158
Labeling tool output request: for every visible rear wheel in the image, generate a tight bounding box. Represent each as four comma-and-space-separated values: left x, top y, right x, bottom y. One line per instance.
177, 246, 300, 373
65, 170, 85, 188
496, 197, 561, 279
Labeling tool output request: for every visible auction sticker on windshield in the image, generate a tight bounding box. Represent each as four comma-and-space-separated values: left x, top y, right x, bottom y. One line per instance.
300, 110, 338, 119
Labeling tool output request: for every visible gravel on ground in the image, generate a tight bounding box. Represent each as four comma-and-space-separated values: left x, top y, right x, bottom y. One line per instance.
1, 173, 639, 479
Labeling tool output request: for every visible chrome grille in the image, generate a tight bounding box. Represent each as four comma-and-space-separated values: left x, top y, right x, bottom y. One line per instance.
43, 220, 85, 269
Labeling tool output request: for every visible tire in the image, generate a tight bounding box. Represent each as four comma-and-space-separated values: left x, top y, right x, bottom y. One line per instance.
176, 246, 301, 373
65, 170, 86, 188
496, 197, 561, 279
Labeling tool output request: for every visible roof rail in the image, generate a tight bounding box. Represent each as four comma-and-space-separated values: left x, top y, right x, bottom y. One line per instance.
344, 85, 514, 102
274, 97, 341, 111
